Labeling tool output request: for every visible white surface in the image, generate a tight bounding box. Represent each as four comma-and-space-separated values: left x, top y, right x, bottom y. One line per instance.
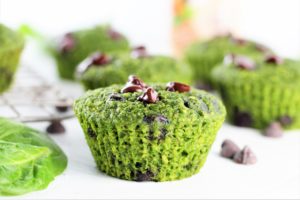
3, 120, 300, 199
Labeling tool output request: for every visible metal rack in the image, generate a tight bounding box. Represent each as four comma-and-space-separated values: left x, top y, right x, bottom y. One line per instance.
0, 65, 74, 123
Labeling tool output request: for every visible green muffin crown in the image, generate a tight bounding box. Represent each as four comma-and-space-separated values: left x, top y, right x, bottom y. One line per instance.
79, 50, 191, 90
185, 35, 271, 86
51, 25, 130, 80
74, 76, 225, 181
0, 24, 24, 94
212, 54, 300, 129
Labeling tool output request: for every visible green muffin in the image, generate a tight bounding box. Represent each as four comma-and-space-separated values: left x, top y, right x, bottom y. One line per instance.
51, 25, 130, 80
78, 47, 191, 90
74, 76, 225, 181
212, 54, 300, 129
0, 24, 24, 94
185, 35, 271, 87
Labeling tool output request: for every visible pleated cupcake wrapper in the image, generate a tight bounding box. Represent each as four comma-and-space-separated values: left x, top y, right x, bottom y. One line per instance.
219, 81, 300, 129
75, 111, 223, 181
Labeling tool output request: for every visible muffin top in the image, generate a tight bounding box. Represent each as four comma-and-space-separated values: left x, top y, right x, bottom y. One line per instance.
185, 35, 271, 60
78, 47, 191, 88
0, 24, 24, 51
74, 76, 225, 125
56, 25, 129, 55
212, 54, 300, 88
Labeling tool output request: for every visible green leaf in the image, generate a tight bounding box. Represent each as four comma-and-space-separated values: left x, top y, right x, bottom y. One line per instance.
0, 118, 67, 196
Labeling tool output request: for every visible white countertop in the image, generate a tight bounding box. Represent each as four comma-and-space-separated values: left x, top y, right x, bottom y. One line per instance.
1, 44, 300, 200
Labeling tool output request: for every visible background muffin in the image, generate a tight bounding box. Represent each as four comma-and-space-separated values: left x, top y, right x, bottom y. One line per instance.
212, 54, 300, 129
184, 35, 271, 87
50, 25, 130, 80
78, 47, 191, 90
74, 76, 225, 181
0, 24, 24, 94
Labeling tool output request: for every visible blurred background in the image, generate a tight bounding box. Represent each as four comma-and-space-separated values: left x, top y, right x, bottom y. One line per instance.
1, 0, 299, 59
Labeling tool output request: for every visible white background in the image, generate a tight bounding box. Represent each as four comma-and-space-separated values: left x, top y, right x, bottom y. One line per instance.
0, 0, 300, 199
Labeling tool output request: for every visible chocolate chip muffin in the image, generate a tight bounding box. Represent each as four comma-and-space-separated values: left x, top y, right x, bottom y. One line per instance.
74, 76, 226, 181
51, 25, 130, 80
212, 54, 300, 129
0, 24, 24, 94
185, 35, 271, 87
78, 47, 191, 90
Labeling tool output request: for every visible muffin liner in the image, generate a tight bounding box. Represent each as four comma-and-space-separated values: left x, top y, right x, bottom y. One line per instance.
74, 85, 225, 181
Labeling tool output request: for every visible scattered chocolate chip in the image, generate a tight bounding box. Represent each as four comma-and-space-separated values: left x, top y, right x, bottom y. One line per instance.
184, 101, 190, 108
107, 28, 122, 40
166, 82, 191, 93
264, 122, 283, 138
87, 127, 97, 138
233, 108, 253, 127
128, 75, 147, 88
135, 170, 154, 182
108, 93, 124, 101
221, 139, 241, 158
131, 46, 149, 58
46, 120, 65, 134
278, 115, 293, 126
234, 56, 256, 70
138, 87, 158, 103
265, 54, 283, 65
121, 85, 144, 93
55, 98, 72, 112
233, 146, 257, 165
59, 33, 75, 53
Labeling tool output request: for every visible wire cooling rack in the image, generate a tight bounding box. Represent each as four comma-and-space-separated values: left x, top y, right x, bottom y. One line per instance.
0, 65, 74, 123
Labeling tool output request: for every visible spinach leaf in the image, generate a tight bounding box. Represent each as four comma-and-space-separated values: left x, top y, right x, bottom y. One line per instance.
0, 118, 68, 196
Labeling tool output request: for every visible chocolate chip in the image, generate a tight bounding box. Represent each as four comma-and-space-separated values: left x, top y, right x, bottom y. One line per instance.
131, 46, 148, 58
121, 85, 144, 93
135, 162, 142, 168
255, 43, 269, 53
233, 146, 257, 165
233, 107, 253, 127
221, 139, 241, 158
107, 28, 122, 40
135, 170, 154, 182
91, 52, 111, 66
76, 52, 111, 76
265, 54, 283, 65
166, 82, 191, 93
46, 120, 65, 134
128, 75, 147, 88
87, 127, 97, 138
108, 93, 124, 101
278, 115, 293, 126
184, 101, 190, 108
59, 33, 75, 53
143, 115, 169, 124
231, 37, 247, 46
138, 87, 158, 103
55, 98, 72, 113
158, 128, 168, 140
234, 56, 256, 70
264, 122, 283, 138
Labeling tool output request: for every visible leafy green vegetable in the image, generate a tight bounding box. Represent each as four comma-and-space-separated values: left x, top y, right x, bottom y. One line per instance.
0, 118, 67, 196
